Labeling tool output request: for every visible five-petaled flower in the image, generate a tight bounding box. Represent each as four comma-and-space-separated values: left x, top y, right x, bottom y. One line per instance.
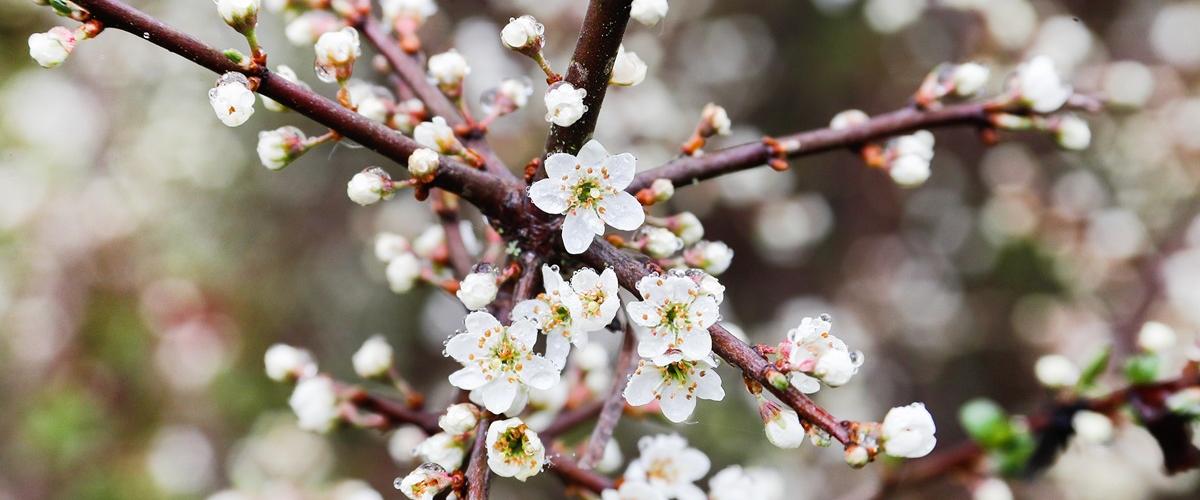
624, 351, 725, 423
626, 273, 721, 360
529, 140, 644, 254
624, 434, 709, 500
445, 311, 560, 415
486, 417, 546, 481
396, 463, 453, 500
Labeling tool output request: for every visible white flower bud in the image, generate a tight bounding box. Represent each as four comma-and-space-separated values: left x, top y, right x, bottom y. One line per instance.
386, 253, 421, 293
500, 15, 544, 51
261, 65, 308, 112
610, 45, 647, 87
952, 62, 989, 97
285, 10, 339, 47
427, 50, 470, 88
383, 0, 438, 26
641, 227, 683, 258
216, 0, 260, 34
648, 178, 675, 203
414, 117, 460, 154
347, 167, 395, 206
396, 463, 452, 500
1137, 321, 1177, 353
1034, 354, 1079, 388
685, 240, 734, 275
544, 83, 587, 127
486, 418, 545, 481
814, 349, 857, 386
315, 27, 361, 83
698, 273, 726, 304
844, 445, 870, 467
1071, 410, 1113, 444
407, 148, 441, 179
759, 400, 806, 448
415, 432, 466, 471
701, 103, 732, 136
973, 478, 1013, 500
438, 403, 480, 435
1166, 387, 1200, 416
487, 77, 533, 115
388, 426, 427, 464
1012, 55, 1073, 113
881, 402, 937, 458
352, 334, 394, 378
672, 212, 704, 245
456, 272, 499, 310
630, 0, 669, 27
28, 27, 76, 69
209, 72, 256, 127
264, 343, 317, 382
830, 109, 869, 130
256, 126, 307, 170
1055, 114, 1091, 151
412, 226, 445, 259
596, 439, 622, 474
889, 154, 931, 187
289, 375, 341, 433
347, 80, 396, 123
375, 232, 411, 262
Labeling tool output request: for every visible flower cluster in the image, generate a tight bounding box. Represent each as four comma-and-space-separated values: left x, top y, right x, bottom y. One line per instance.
513, 265, 620, 368
778, 314, 864, 392
445, 311, 560, 415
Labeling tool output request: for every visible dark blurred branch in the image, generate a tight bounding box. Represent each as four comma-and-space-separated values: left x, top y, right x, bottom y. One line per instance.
549, 450, 616, 492
579, 321, 638, 468
346, 388, 441, 434
626, 95, 1104, 193
432, 189, 475, 278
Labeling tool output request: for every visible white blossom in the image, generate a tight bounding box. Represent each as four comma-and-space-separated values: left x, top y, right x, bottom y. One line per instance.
427, 50, 470, 89
708, 466, 784, 500
438, 403, 480, 435
973, 478, 1013, 500
289, 375, 341, 433
627, 273, 720, 360
264, 344, 317, 382
209, 72, 256, 127
624, 352, 723, 423
352, 335, 394, 378
528, 140, 644, 253
570, 267, 621, 331
544, 83, 588, 127
785, 314, 860, 389
830, 109, 869, 130
386, 253, 422, 293
1137, 321, 1176, 353
347, 80, 395, 123
683, 240, 733, 275
759, 400, 806, 449
396, 463, 452, 500
672, 212, 704, 245
1034, 354, 1079, 388
413, 225, 446, 259
888, 130, 934, 187
601, 481, 664, 500
28, 27, 76, 69
1055, 114, 1091, 151
408, 148, 440, 179
375, 233, 411, 262
261, 65, 308, 112
315, 27, 361, 83
525, 379, 569, 431
1011, 55, 1073, 113
630, 0, 669, 27
596, 439, 623, 474
642, 227, 683, 258
881, 402, 937, 458
500, 15, 544, 51
701, 103, 732, 136
952, 62, 989, 96
624, 434, 708, 500
457, 272, 499, 311
285, 10, 339, 47
388, 426, 427, 464
347, 167, 394, 206
611, 45, 648, 87
415, 432, 466, 471
414, 116, 461, 154
513, 265, 587, 368
445, 312, 560, 415
216, 0, 260, 33
256, 126, 306, 170
486, 418, 545, 481
383, 0, 438, 26
1071, 410, 1114, 444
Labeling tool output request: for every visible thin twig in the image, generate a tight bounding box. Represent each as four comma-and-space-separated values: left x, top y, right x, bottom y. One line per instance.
465, 414, 494, 500
432, 189, 475, 278
579, 321, 638, 468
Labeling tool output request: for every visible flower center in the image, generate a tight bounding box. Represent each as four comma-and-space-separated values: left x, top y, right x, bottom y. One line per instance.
645, 458, 677, 483
659, 301, 688, 330
495, 424, 530, 459
571, 178, 604, 208
663, 361, 693, 385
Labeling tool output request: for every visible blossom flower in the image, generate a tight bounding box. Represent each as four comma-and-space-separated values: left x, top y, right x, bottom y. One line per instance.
701, 103, 732, 136
396, 463, 453, 500
346, 167, 395, 206
414, 117, 464, 154
640, 226, 683, 258
386, 253, 421, 293
708, 466, 784, 500
445, 311, 560, 414
264, 344, 317, 382
256, 126, 307, 170
758, 399, 805, 448
513, 265, 587, 368
486, 418, 545, 481
482, 77, 533, 116
383, 0, 438, 26
260, 65, 309, 112
610, 45, 648, 87
414, 432, 466, 471
407, 148, 440, 179
1054, 114, 1091, 151
438, 403, 480, 435
314, 27, 361, 83
456, 271, 499, 311
670, 212, 704, 245
500, 15, 544, 52
346, 80, 396, 123
682, 240, 733, 275
623, 352, 724, 423
1137, 321, 1176, 352
630, 0, 669, 27
28, 27, 76, 69
375, 233, 410, 262
289, 375, 341, 433
285, 10, 339, 47
600, 481, 665, 500
216, 0, 260, 34
209, 72, 256, 127
352, 335, 394, 378
1071, 410, 1114, 444
626, 273, 720, 360
624, 434, 709, 500
427, 49, 470, 92
1011, 55, 1073, 113
830, 109, 869, 130
569, 267, 621, 332
951, 62, 989, 97
887, 130, 934, 187
529, 140, 643, 253
785, 314, 861, 389
972, 477, 1013, 500
544, 82, 588, 127
1034, 354, 1079, 388
880, 402, 937, 458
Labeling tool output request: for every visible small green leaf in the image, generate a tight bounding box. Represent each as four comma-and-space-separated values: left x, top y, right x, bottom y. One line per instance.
1123, 354, 1159, 385
223, 49, 247, 64
960, 398, 1012, 449
1076, 344, 1111, 390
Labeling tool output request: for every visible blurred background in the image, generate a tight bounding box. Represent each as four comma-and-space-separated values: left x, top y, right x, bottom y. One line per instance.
2, 0, 1200, 498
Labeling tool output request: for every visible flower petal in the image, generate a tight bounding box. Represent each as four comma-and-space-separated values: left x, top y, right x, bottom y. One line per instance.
544, 152, 578, 178
508, 318, 540, 349
678, 329, 713, 360
545, 332, 572, 369
576, 140, 609, 167
481, 378, 518, 414
623, 363, 661, 406
562, 210, 600, 254
446, 331, 481, 362
658, 381, 697, 422
529, 178, 569, 215
465, 311, 502, 335
626, 301, 661, 328
448, 366, 487, 390
598, 191, 645, 231
602, 152, 636, 190
519, 354, 561, 390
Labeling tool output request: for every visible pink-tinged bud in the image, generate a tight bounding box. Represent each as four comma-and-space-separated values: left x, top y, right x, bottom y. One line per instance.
28, 26, 76, 69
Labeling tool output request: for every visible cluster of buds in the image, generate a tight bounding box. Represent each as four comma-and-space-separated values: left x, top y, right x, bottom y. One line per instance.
681, 103, 732, 155
627, 213, 731, 274
853, 122, 935, 187
383, 0, 438, 53
374, 226, 479, 294
1007, 55, 1073, 113
990, 112, 1092, 151
314, 27, 361, 84
394, 403, 484, 498
263, 344, 346, 433
414, 117, 484, 167
914, 62, 990, 108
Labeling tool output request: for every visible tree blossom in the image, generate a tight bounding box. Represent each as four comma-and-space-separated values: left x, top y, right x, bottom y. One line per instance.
438, 403, 480, 435
611, 45, 648, 87
486, 418, 545, 481
500, 15, 544, 52
456, 271, 499, 311
1034, 354, 1079, 388
626, 273, 720, 360
569, 267, 621, 333
347, 167, 395, 206
414, 432, 466, 471
1071, 410, 1114, 444
951, 62, 989, 96
630, 0, 669, 27
256, 126, 308, 170
1137, 321, 1177, 352
544, 82, 588, 127
386, 253, 421, 293
314, 27, 361, 83
346, 80, 396, 123
701, 103, 732, 136
289, 375, 341, 433
682, 240, 733, 275
887, 130, 934, 187
624, 434, 709, 500
382, 0, 438, 26
640, 226, 683, 258
285, 10, 339, 47
524, 378, 569, 431
1011, 55, 1072, 113
216, 0, 260, 34
708, 466, 784, 500
414, 117, 463, 155
445, 311, 560, 414
623, 352, 724, 423
785, 314, 861, 389
264, 343, 317, 382
880, 402, 937, 458
482, 77, 533, 116
260, 65, 308, 112
375, 233, 410, 262
601, 481, 665, 500
669, 212, 704, 245
972, 478, 1013, 500
427, 50, 469, 92
209, 72, 256, 127
528, 140, 644, 254
396, 463, 453, 500
28, 27, 76, 69
1055, 114, 1091, 151
352, 334, 394, 378
513, 266, 588, 368
759, 399, 806, 448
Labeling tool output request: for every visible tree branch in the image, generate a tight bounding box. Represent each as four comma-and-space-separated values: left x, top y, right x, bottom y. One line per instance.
465, 414, 494, 500
579, 320, 638, 468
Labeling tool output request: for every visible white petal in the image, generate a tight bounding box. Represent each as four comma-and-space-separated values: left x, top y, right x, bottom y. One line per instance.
663, 276, 695, 303
512, 299, 547, 324
678, 329, 712, 360
637, 329, 672, 359
676, 449, 712, 480
576, 140, 609, 167
562, 210, 599, 254
694, 367, 724, 400
623, 363, 660, 406
481, 379, 518, 414
508, 318, 540, 349
529, 178, 569, 215
465, 311, 502, 335
545, 152, 578, 178
603, 152, 637, 190
658, 382, 697, 422
636, 276, 668, 303
599, 191, 645, 231
519, 355, 561, 390
446, 332, 482, 362
448, 367, 488, 390
570, 268, 601, 292
688, 295, 720, 329
545, 333, 572, 369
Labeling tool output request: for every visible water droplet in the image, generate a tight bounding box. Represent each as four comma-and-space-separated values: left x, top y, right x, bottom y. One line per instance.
142, 32, 150, 39
667, 268, 687, 278
819, 313, 832, 322
393, 477, 404, 489
548, 264, 560, 273
473, 263, 495, 274
849, 350, 865, 367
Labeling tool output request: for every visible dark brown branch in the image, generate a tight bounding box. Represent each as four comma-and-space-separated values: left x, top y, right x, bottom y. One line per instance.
465, 414, 494, 500
549, 450, 616, 492
346, 389, 441, 434
579, 321, 638, 468
432, 189, 475, 278
543, 0, 634, 157
625, 95, 1103, 193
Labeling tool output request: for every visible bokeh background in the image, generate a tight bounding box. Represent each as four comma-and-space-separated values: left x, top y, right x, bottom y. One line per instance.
3, 0, 1200, 498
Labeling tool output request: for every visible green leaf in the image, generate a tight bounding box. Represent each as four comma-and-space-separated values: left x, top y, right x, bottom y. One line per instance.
960, 398, 1013, 449
223, 49, 247, 64
1123, 354, 1159, 385
1076, 344, 1111, 391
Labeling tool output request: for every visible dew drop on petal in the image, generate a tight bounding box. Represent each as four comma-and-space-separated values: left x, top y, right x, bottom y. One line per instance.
849, 350, 865, 367
473, 263, 496, 274
819, 313, 832, 322
393, 477, 404, 489
549, 264, 560, 273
